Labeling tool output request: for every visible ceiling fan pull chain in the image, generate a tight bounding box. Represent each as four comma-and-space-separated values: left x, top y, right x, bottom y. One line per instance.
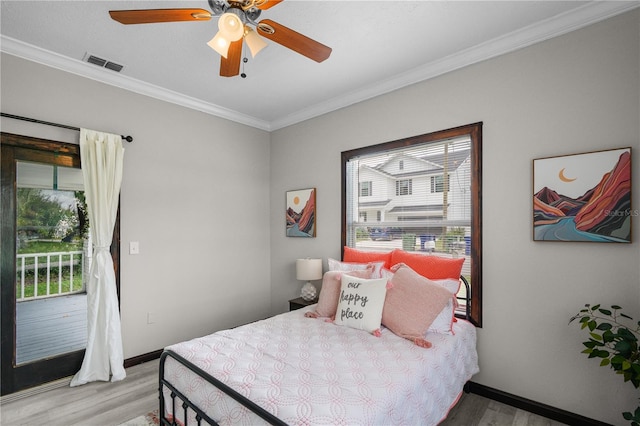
241, 54, 248, 78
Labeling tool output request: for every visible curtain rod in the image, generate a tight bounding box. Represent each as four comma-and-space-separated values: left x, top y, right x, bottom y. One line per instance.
1, 112, 133, 143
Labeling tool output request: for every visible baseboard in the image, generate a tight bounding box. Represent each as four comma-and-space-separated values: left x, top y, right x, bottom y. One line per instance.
466, 382, 612, 426
124, 349, 163, 368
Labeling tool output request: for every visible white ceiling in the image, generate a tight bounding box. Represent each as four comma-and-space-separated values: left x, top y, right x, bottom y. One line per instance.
1, 1, 638, 131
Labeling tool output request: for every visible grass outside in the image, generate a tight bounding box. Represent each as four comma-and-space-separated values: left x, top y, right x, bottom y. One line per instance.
18, 239, 82, 256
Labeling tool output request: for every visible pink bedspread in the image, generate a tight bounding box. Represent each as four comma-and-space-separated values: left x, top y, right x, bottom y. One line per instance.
164, 306, 479, 425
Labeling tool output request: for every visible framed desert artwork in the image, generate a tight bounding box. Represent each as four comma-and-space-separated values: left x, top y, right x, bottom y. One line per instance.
286, 188, 316, 237
533, 147, 631, 242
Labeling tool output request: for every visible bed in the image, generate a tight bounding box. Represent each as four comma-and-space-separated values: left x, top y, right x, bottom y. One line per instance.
159, 262, 478, 426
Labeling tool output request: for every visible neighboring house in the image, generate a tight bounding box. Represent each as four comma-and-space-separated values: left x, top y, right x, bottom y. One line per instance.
357, 148, 471, 237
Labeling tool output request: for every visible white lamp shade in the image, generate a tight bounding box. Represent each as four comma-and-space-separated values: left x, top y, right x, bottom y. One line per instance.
218, 12, 244, 41
296, 258, 323, 281
244, 27, 267, 58
207, 32, 231, 58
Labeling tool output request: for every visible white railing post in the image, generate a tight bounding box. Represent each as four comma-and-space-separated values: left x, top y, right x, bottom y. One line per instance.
46, 255, 51, 296
80, 250, 85, 293
34, 256, 38, 298
69, 252, 74, 292
20, 256, 25, 299
58, 253, 63, 294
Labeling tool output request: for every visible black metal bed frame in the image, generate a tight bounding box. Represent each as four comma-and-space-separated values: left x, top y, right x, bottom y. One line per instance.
159, 276, 471, 426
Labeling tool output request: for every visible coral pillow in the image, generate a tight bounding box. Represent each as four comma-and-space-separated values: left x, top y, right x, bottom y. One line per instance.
327, 258, 385, 278
334, 274, 388, 335
390, 249, 464, 280
382, 265, 453, 346
307, 270, 372, 318
343, 246, 393, 270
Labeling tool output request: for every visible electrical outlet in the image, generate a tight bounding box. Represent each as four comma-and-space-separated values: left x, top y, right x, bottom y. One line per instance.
147, 312, 156, 324
129, 241, 140, 255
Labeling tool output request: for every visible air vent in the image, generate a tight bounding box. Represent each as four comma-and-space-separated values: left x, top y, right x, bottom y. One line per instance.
83, 53, 124, 73
86, 55, 107, 67
104, 61, 123, 72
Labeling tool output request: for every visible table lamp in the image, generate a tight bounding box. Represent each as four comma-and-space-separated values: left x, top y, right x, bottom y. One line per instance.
296, 258, 323, 301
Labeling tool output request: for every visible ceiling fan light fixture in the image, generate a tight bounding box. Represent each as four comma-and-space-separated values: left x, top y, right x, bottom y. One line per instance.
107, 2, 332, 77
218, 10, 244, 41
244, 26, 267, 57
207, 32, 231, 58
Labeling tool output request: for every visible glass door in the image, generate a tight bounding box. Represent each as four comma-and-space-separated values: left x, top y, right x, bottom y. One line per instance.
15, 161, 89, 365
1, 132, 120, 395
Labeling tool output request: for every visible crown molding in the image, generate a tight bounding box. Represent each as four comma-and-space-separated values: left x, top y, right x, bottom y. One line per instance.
2, 1, 637, 132
0, 36, 272, 131
269, 1, 639, 130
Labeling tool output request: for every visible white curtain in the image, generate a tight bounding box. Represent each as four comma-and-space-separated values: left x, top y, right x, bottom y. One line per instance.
70, 129, 126, 386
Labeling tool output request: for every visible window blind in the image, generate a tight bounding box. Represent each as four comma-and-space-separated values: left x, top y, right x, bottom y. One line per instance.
344, 135, 473, 316
345, 136, 471, 251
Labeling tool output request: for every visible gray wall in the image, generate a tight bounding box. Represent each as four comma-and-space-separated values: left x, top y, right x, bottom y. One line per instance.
1, 54, 273, 358
270, 10, 639, 425
1, 9, 638, 425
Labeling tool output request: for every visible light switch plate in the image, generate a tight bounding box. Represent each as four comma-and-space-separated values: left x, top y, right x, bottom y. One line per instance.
129, 241, 140, 255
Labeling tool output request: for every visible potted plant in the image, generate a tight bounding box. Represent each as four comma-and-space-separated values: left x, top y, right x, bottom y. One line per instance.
569, 304, 640, 425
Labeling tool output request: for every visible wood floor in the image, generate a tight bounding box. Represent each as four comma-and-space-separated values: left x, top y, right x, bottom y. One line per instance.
1, 359, 566, 426
0, 360, 158, 426
16, 293, 87, 364
441, 392, 567, 426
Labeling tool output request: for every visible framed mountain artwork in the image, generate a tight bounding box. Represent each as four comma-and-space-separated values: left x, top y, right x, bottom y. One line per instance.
286, 188, 316, 237
533, 147, 631, 242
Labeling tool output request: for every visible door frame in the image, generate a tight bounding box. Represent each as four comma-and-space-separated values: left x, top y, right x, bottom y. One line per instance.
1, 132, 121, 395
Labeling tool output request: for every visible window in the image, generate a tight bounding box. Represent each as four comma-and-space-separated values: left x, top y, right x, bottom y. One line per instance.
395, 179, 412, 196
342, 123, 482, 326
359, 211, 367, 222
431, 175, 450, 193
359, 181, 372, 197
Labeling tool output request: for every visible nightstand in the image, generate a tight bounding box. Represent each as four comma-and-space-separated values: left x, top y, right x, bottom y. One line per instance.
289, 297, 317, 311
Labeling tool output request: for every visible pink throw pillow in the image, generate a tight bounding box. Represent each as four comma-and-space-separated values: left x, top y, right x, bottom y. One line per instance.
382, 265, 453, 346
307, 269, 372, 318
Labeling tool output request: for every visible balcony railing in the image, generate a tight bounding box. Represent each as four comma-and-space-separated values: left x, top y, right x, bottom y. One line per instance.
16, 251, 88, 301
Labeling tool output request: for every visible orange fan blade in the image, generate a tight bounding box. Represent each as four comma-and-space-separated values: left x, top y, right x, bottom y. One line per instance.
257, 19, 331, 63
109, 9, 212, 25
255, 0, 284, 10
220, 40, 243, 77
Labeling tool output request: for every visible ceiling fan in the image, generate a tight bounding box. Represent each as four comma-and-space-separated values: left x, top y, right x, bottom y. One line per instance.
109, 0, 332, 77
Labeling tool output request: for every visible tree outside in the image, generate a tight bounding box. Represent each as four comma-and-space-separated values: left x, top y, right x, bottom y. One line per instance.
16, 188, 89, 298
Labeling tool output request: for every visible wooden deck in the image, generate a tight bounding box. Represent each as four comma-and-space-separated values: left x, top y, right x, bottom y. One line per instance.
16, 294, 87, 365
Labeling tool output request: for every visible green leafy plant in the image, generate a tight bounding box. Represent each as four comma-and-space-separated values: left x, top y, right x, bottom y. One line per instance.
569, 304, 640, 425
